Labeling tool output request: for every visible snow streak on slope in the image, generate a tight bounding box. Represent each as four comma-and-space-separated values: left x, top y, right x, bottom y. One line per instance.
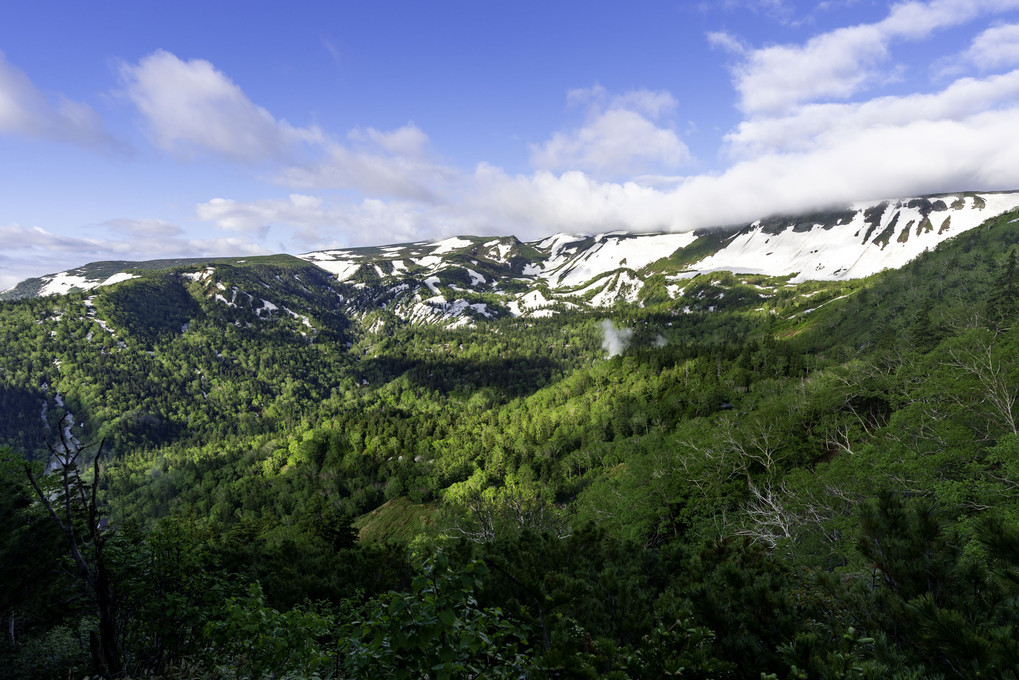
536, 233, 698, 288
305, 257, 360, 281
299, 231, 699, 322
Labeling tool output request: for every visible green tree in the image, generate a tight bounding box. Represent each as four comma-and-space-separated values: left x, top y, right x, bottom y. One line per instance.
986, 248, 1019, 327
337, 553, 530, 679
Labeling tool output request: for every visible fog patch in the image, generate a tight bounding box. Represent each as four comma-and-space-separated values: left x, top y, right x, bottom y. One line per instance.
600, 319, 633, 358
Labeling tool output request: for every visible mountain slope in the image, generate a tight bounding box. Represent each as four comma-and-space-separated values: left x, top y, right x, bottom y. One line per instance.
298, 190, 1019, 323
0, 257, 221, 300
692, 192, 1019, 281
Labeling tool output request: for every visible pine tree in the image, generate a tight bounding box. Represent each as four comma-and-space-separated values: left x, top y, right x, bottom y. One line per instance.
985, 248, 1019, 327
909, 297, 941, 351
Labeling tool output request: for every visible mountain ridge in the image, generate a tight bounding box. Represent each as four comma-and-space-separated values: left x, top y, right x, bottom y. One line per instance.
5, 191, 1018, 327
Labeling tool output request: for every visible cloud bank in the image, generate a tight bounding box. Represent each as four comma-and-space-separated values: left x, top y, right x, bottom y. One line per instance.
169, 0, 1019, 250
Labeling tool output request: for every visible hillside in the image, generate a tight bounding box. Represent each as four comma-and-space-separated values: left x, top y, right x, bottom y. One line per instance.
5, 191, 1019, 678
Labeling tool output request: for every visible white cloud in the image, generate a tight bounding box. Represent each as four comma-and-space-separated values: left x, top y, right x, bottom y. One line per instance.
961, 22, 1019, 70
98, 218, 270, 260
707, 31, 748, 55
610, 90, 678, 118
725, 68, 1019, 157
119, 51, 452, 201
119, 52, 457, 201
348, 123, 430, 157
197, 195, 333, 235
734, 23, 887, 114
669, 108, 1019, 225
322, 198, 453, 246
459, 102, 1019, 238
120, 50, 321, 163
730, 0, 1019, 114
0, 224, 106, 252
880, 0, 1019, 37
276, 130, 457, 202
565, 85, 678, 119
531, 88, 689, 179
103, 217, 186, 238
470, 164, 669, 234
0, 52, 114, 148
194, 193, 454, 248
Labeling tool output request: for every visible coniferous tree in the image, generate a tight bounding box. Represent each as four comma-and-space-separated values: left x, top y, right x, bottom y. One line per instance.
986, 248, 1019, 327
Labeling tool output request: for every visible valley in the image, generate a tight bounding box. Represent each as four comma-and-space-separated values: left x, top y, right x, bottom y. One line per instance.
3, 191, 1019, 678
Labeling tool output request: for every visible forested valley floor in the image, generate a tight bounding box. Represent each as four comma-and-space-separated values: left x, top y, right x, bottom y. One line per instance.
6, 214, 1019, 678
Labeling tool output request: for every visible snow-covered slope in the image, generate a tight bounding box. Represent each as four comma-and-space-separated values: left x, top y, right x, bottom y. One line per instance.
530, 232, 698, 288
293, 190, 1019, 325
692, 192, 1019, 282
298, 231, 701, 320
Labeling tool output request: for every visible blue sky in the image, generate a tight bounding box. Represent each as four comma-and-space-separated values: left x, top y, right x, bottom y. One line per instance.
4, 0, 1019, 288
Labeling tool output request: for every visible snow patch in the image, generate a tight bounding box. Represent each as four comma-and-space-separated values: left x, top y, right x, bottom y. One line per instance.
100, 272, 138, 286
412, 255, 443, 269
281, 305, 313, 328
309, 258, 361, 281
542, 233, 697, 288
39, 272, 93, 297
430, 237, 473, 254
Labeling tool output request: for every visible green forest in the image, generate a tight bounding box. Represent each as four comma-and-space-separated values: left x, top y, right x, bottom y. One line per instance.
5, 210, 1019, 678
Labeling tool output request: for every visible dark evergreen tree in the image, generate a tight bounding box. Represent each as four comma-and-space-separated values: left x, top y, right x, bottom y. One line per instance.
909, 297, 941, 351
986, 248, 1019, 327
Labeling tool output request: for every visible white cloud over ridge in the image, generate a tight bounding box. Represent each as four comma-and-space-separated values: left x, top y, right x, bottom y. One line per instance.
276, 124, 458, 202
725, 69, 1019, 158
112, 7, 1019, 259
531, 87, 689, 179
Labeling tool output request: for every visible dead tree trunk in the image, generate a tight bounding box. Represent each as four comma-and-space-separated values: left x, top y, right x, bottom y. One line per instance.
24, 419, 122, 678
